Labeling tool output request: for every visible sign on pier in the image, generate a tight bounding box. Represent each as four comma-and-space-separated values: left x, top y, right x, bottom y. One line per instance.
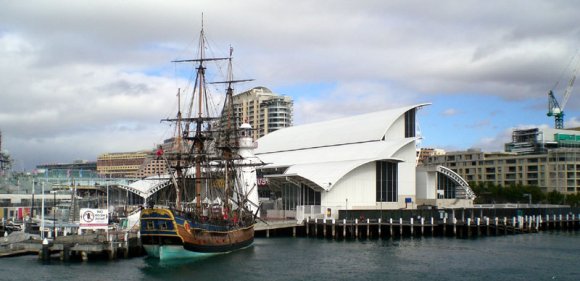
79, 208, 108, 230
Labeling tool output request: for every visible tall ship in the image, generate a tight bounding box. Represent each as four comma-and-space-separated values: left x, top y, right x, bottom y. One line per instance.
139, 24, 261, 260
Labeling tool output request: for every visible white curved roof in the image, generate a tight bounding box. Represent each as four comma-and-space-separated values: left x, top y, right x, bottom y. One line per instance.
256, 104, 427, 153
255, 104, 428, 190
258, 138, 415, 190
118, 175, 171, 199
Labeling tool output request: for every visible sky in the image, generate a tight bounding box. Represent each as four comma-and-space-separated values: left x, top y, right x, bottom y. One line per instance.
1, 0, 580, 171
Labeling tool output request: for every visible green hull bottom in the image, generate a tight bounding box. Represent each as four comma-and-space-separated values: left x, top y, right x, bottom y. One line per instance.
143, 244, 219, 260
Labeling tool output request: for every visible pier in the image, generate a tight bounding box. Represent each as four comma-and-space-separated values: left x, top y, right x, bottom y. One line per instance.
255, 207, 580, 239
2, 206, 579, 261
11, 230, 142, 261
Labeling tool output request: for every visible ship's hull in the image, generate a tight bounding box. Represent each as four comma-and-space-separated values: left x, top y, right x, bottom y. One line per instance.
140, 208, 254, 260
143, 244, 218, 260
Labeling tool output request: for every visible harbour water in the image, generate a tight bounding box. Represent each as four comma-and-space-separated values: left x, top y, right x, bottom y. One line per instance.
1, 231, 579, 281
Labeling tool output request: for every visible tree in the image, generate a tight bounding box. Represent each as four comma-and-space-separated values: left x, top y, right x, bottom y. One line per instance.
546, 191, 566, 205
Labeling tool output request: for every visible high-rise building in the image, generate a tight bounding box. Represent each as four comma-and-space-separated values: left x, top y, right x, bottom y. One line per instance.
233, 87, 293, 140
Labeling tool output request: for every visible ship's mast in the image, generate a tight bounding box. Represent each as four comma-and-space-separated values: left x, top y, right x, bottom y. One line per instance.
0, 130, 4, 172
167, 20, 253, 213
212, 47, 254, 209
173, 89, 182, 153
223, 49, 234, 207
171, 23, 229, 211
194, 25, 206, 211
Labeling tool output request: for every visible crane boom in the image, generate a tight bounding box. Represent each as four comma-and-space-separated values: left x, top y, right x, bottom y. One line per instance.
547, 52, 580, 129
560, 70, 577, 110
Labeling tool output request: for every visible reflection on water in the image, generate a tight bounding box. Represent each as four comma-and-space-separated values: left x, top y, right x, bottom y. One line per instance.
0, 232, 579, 281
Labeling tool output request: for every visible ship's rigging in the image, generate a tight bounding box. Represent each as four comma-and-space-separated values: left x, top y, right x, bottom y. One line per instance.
145, 23, 257, 220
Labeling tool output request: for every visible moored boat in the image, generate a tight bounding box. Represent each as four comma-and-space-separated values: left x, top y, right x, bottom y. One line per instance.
139, 21, 261, 260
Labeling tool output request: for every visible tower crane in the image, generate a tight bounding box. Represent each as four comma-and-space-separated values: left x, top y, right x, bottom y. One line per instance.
547, 54, 580, 129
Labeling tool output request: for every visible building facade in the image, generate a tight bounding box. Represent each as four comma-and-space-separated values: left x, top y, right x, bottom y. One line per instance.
233, 86, 293, 140
97, 152, 148, 178
136, 158, 168, 178
254, 104, 475, 220
36, 160, 98, 179
424, 128, 580, 194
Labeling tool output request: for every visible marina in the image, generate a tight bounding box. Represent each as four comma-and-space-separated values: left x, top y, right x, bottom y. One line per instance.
1, 206, 578, 262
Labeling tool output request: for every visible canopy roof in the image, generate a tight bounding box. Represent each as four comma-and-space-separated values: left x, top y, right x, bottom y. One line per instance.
117, 175, 171, 199
255, 104, 428, 191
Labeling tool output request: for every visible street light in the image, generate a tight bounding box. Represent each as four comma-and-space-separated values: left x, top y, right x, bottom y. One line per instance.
523, 193, 532, 205
345, 198, 348, 221
41, 182, 45, 239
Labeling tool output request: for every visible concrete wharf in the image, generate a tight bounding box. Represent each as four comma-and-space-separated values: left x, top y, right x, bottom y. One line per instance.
13, 230, 143, 261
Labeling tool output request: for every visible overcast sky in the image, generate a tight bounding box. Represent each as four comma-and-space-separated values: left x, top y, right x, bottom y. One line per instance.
2, 0, 580, 170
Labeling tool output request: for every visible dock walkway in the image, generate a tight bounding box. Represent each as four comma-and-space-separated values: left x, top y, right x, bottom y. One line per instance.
9, 231, 143, 261
255, 213, 580, 239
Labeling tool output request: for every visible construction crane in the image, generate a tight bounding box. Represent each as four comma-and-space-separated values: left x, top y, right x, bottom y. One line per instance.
547, 53, 580, 129
0, 130, 9, 172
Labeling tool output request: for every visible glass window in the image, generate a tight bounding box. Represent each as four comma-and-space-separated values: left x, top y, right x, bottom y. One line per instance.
404, 108, 416, 138
376, 161, 398, 202
437, 173, 456, 199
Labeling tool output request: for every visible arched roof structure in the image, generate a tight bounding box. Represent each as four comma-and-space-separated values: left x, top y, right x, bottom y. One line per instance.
117, 175, 172, 199
255, 104, 430, 191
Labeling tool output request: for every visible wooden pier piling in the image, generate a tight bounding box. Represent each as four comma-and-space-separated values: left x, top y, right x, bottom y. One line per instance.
253, 208, 579, 241
12, 231, 141, 262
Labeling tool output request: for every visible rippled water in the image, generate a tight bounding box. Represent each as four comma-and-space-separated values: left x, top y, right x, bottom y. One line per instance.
1, 231, 579, 281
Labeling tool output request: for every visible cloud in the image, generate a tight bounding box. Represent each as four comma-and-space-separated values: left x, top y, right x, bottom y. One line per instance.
2, 0, 580, 169
442, 108, 459, 117
466, 119, 491, 129
565, 117, 580, 128
294, 81, 418, 125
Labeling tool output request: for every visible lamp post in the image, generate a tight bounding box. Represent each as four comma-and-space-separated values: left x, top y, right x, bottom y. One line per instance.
106, 175, 109, 214
523, 193, 532, 205
53, 191, 56, 238
41, 182, 45, 239
345, 198, 348, 221
30, 180, 35, 222
106, 176, 109, 235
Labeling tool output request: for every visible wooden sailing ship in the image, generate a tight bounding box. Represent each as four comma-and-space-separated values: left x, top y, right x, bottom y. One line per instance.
139, 23, 261, 260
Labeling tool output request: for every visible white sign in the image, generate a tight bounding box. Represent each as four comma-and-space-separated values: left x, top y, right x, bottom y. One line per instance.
79, 208, 108, 229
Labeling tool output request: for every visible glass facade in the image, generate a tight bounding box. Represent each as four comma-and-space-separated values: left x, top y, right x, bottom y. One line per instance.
437, 172, 456, 199
405, 108, 416, 138
376, 161, 398, 202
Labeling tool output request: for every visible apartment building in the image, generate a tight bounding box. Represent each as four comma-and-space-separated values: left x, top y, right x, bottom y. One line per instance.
423, 127, 580, 194
233, 86, 293, 140
97, 152, 148, 178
